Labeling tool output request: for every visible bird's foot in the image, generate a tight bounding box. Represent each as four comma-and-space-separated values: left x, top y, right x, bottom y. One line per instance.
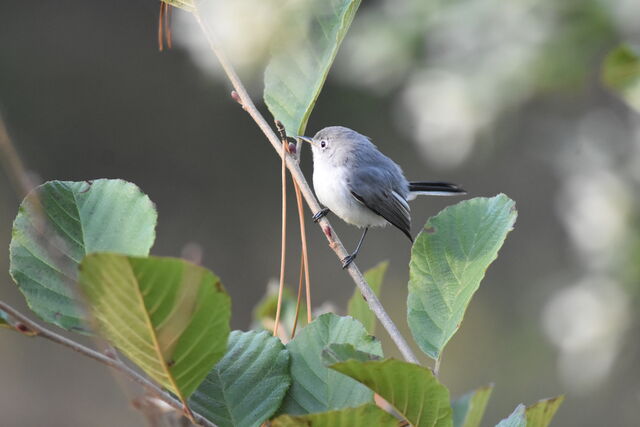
341, 253, 357, 269
312, 208, 330, 223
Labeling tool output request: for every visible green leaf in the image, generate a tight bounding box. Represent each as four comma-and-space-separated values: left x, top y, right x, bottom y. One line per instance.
280, 313, 382, 415
160, 0, 195, 12
408, 194, 517, 360
321, 343, 382, 365
603, 44, 640, 112
79, 253, 230, 404
495, 396, 564, 427
496, 404, 526, 427
189, 330, 290, 427
452, 385, 494, 427
347, 261, 388, 334
264, 0, 362, 136
9, 179, 157, 332
270, 404, 397, 427
330, 358, 452, 427
526, 396, 564, 427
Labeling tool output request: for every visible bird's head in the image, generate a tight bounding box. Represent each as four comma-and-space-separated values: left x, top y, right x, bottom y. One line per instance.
296, 126, 368, 163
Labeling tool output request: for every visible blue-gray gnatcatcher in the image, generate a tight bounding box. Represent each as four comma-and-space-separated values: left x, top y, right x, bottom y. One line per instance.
297, 126, 465, 268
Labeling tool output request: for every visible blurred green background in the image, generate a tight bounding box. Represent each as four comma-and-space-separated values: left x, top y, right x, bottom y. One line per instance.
1, 0, 639, 425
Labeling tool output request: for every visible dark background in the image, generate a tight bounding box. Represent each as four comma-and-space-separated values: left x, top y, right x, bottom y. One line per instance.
1, 1, 639, 426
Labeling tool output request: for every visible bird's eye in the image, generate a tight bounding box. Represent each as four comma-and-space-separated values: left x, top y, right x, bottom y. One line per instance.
320, 140, 327, 148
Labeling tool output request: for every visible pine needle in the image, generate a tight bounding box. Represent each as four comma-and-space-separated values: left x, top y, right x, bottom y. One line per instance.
273, 138, 288, 337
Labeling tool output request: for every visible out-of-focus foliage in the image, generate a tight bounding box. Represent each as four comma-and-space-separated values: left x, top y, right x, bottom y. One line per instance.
79, 254, 231, 401
525, 396, 565, 427
252, 282, 307, 337
337, 0, 619, 168
347, 261, 387, 334
495, 405, 526, 427
493, 397, 565, 427
189, 330, 290, 427
9, 180, 157, 333
452, 385, 494, 427
408, 195, 517, 360
603, 44, 640, 112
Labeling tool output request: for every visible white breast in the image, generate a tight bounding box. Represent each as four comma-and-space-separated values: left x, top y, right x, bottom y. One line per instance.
313, 163, 387, 228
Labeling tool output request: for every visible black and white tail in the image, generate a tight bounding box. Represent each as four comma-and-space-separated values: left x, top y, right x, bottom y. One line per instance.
407, 181, 466, 200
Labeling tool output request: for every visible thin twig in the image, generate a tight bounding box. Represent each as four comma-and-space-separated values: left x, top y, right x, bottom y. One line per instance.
0, 301, 217, 427
192, 10, 419, 364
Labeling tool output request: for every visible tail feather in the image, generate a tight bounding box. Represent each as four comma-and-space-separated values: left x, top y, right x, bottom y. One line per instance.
408, 181, 466, 199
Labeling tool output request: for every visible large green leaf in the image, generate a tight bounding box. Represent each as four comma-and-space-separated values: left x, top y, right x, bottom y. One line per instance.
189, 330, 290, 427
79, 254, 230, 404
270, 404, 397, 427
526, 396, 564, 427
279, 313, 382, 415
452, 385, 494, 427
263, 0, 362, 136
9, 179, 157, 332
496, 405, 526, 427
329, 359, 452, 427
603, 44, 640, 112
347, 261, 388, 334
408, 194, 517, 360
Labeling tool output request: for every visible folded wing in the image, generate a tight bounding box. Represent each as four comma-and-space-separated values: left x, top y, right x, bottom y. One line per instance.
348, 167, 413, 242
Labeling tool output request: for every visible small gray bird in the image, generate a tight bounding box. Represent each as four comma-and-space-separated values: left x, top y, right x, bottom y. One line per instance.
297, 126, 465, 268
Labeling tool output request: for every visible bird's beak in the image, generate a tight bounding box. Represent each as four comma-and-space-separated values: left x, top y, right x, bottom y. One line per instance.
295, 136, 316, 146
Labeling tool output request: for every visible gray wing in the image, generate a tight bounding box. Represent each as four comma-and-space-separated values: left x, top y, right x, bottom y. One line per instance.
348, 166, 413, 242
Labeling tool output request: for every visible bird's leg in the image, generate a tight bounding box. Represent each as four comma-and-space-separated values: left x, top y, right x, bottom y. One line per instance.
342, 227, 369, 269
312, 208, 330, 223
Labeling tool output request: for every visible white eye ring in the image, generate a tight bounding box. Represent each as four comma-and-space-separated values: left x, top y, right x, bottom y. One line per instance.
320, 140, 327, 148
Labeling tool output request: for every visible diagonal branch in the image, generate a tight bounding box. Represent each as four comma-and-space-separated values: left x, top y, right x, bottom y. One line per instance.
0, 300, 217, 427
192, 11, 419, 364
